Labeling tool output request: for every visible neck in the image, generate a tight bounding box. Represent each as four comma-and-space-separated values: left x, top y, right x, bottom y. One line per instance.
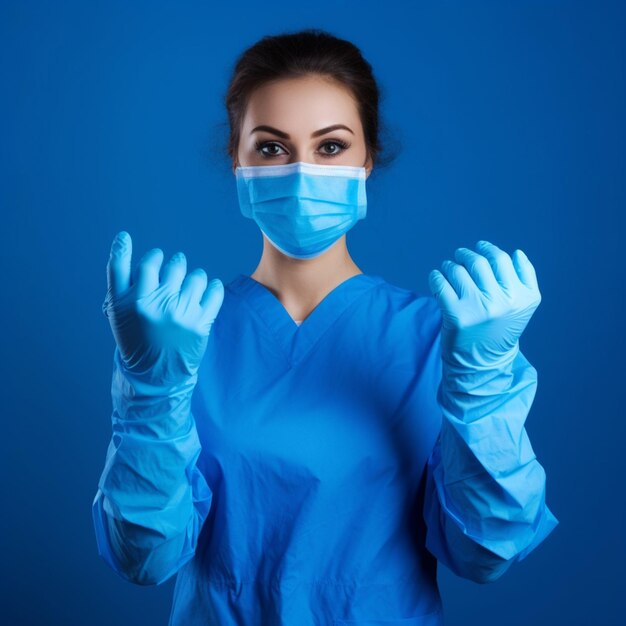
249, 234, 363, 319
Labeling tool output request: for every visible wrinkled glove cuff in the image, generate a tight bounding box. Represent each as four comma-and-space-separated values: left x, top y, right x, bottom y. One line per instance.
110, 347, 198, 440
441, 341, 520, 395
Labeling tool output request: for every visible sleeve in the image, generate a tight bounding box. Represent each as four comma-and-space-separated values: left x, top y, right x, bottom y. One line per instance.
91, 347, 214, 586
422, 329, 560, 584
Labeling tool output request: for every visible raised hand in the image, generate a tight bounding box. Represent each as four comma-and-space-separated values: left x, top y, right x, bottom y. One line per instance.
428, 240, 541, 369
102, 231, 224, 385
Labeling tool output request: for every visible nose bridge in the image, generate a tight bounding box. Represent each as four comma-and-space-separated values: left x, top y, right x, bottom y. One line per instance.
286, 150, 368, 170
283, 134, 342, 164
286, 142, 317, 164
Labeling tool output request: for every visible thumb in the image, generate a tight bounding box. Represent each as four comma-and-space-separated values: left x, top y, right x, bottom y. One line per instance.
200, 279, 225, 328
103, 231, 132, 318
106, 231, 132, 297
428, 269, 457, 313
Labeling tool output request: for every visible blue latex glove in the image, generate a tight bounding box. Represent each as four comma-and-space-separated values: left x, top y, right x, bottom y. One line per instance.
424, 240, 559, 571
93, 231, 223, 585
429, 239, 541, 370
102, 230, 225, 386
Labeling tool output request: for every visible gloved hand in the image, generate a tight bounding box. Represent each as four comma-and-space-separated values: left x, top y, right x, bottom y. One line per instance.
102, 231, 224, 386
427, 240, 541, 370
424, 241, 556, 567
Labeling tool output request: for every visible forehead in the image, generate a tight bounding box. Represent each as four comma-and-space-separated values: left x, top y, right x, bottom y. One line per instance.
242, 75, 360, 130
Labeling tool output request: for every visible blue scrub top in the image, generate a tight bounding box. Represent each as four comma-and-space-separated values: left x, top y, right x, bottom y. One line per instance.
92, 272, 559, 626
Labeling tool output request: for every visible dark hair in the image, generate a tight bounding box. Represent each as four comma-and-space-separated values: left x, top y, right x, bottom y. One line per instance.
221, 28, 400, 173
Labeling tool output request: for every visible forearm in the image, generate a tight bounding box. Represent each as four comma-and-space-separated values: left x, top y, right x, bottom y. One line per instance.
423, 438, 514, 584
424, 345, 559, 581
92, 348, 213, 586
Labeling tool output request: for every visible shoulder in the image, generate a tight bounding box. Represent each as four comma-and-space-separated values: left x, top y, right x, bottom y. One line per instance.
371, 276, 442, 331
364, 275, 443, 359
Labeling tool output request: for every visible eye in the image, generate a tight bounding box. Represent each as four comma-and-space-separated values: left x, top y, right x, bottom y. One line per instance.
319, 139, 351, 157
254, 141, 287, 158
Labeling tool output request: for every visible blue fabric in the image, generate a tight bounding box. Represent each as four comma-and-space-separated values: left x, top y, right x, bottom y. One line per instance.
92, 272, 559, 625
236, 161, 367, 259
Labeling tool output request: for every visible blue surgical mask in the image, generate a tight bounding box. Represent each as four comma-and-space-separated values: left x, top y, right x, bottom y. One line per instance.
235, 161, 367, 259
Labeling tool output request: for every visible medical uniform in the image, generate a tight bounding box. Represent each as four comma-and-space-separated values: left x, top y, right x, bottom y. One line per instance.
92, 271, 559, 625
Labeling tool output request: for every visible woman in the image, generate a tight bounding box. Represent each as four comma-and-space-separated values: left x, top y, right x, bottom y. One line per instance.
92, 28, 559, 625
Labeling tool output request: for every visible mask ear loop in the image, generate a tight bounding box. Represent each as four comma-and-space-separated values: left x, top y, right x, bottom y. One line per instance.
363, 155, 372, 176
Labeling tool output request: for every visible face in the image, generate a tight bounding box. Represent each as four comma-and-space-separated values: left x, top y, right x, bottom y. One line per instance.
233, 74, 373, 177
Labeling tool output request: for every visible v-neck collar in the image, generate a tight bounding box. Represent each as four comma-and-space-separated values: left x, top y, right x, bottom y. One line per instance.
227, 272, 385, 367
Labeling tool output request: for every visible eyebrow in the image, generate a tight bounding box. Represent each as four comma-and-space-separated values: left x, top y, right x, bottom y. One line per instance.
250, 124, 354, 139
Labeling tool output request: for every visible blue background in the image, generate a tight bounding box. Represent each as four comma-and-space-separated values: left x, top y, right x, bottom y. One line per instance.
1, 1, 623, 624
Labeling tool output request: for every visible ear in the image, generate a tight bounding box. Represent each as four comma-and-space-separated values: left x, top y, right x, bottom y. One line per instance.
364, 153, 374, 179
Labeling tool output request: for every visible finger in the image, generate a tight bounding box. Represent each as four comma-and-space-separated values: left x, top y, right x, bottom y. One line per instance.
453, 247, 501, 295
475, 240, 519, 290
428, 268, 458, 311
512, 249, 539, 291
200, 278, 225, 323
179, 268, 207, 311
135, 248, 164, 298
440, 260, 477, 300
161, 252, 188, 293
106, 231, 132, 297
